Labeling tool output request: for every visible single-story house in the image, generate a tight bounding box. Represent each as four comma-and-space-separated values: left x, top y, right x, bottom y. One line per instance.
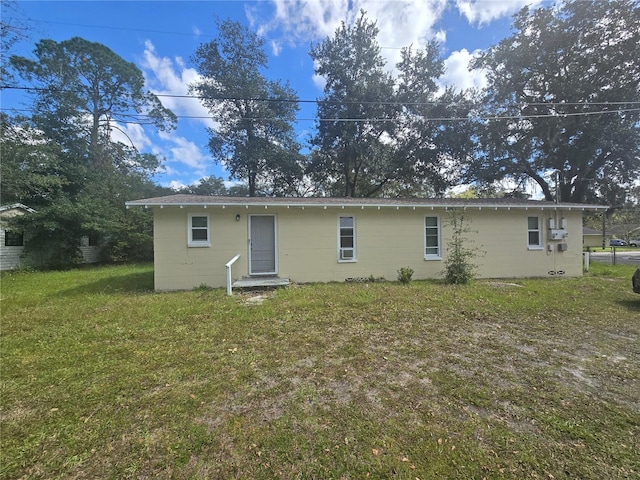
125, 195, 608, 292
0, 203, 100, 271
583, 227, 605, 250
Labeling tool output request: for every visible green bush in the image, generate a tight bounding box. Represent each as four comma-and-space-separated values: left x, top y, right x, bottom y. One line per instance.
397, 267, 414, 285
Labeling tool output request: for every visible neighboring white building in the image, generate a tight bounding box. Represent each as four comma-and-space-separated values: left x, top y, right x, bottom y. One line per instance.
126, 195, 608, 291
0, 204, 100, 270
0, 204, 35, 271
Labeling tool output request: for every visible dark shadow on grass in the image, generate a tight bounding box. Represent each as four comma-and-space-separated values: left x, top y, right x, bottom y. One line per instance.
55, 270, 154, 297
617, 298, 640, 312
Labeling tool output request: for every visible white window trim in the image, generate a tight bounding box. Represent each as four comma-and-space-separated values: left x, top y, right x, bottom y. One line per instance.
527, 216, 543, 250
337, 215, 357, 262
424, 215, 442, 260
188, 213, 211, 247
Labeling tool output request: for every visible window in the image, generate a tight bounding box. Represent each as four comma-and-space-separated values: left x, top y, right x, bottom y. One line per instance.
80, 233, 99, 247
527, 216, 542, 249
188, 213, 210, 247
338, 216, 356, 261
88, 233, 99, 247
4, 230, 23, 247
424, 216, 441, 259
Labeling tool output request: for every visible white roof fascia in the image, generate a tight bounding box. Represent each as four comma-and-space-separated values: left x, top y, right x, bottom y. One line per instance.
125, 200, 609, 211
0, 203, 36, 213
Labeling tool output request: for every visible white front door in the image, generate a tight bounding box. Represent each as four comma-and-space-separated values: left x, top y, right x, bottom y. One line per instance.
249, 215, 277, 275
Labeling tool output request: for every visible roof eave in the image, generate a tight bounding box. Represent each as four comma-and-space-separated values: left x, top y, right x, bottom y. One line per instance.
125, 200, 609, 211
0, 203, 37, 214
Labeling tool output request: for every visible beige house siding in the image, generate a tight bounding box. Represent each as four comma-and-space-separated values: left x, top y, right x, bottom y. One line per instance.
583, 234, 604, 249
152, 205, 587, 291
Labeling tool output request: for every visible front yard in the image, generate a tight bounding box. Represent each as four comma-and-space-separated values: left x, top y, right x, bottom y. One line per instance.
1, 263, 638, 479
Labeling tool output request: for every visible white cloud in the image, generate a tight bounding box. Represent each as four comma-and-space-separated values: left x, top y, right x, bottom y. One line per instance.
353, 0, 448, 68
258, 0, 448, 64
439, 48, 487, 92
252, 1, 449, 89
454, 0, 542, 25
110, 121, 153, 151
257, 0, 352, 41
134, 40, 236, 187
434, 29, 447, 44
167, 180, 188, 191
270, 39, 283, 56
140, 40, 214, 129
311, 59, 327, 90
253, 0, 545, 91
223, 179, 244, 189
158, 131, 211, 176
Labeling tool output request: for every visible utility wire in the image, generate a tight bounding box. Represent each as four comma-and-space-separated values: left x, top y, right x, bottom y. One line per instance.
3, 85, 639, 109
24, 17, 423, 50
3, 105, 639, 124
26, 18, 218, 39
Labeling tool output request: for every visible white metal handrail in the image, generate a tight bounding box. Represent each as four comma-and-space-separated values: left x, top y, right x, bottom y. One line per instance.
225, 254, 241, 296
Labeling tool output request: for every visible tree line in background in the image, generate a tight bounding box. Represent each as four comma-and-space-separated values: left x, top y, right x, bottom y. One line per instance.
1, 0, 639, 268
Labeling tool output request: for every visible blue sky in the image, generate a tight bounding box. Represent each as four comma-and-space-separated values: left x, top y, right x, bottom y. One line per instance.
4, 0, 547, 190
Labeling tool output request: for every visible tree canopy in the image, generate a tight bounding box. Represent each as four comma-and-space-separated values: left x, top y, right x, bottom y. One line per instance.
10, 37, 176, 169
5, 37, 177, 267
190, 19, 304, 197
309, 13, 397, 197
309, 12, 473, 197
472, 0, 640, 204
3, 4, 639, 269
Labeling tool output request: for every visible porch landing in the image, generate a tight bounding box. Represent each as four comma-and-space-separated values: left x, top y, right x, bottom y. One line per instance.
232, 276, 290, 289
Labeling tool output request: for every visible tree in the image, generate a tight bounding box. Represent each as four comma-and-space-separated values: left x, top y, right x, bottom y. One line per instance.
308, 12, 398, 197
181, 176, 228, 196
309, 12, 473, 197
1, 114, 87, 268
0, 113, 67, 206
10, 37, 176, 169
1, 114, 165, 267
6, 38, 176, 267
473, 0, 640, 204
190, 19, 303, 197
395, 44, 476, 196
0, 0, 29, 84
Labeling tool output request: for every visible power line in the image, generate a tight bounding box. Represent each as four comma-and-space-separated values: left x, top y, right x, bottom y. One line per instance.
3, 85, 639, 109
3, 105, 639, 124
23, 17, 433, 51
0, 84, 462, 106
27, 18, 218, 40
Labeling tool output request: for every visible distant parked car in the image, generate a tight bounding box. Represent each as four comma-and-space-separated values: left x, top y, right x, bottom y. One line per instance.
629, 239, 640, 247
609, 239, 627, 247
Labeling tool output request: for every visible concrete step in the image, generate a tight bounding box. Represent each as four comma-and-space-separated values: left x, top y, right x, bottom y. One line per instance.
232, 276, 290, 289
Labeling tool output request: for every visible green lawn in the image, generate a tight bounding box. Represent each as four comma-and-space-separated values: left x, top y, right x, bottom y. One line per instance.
2, 263, 639, 479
